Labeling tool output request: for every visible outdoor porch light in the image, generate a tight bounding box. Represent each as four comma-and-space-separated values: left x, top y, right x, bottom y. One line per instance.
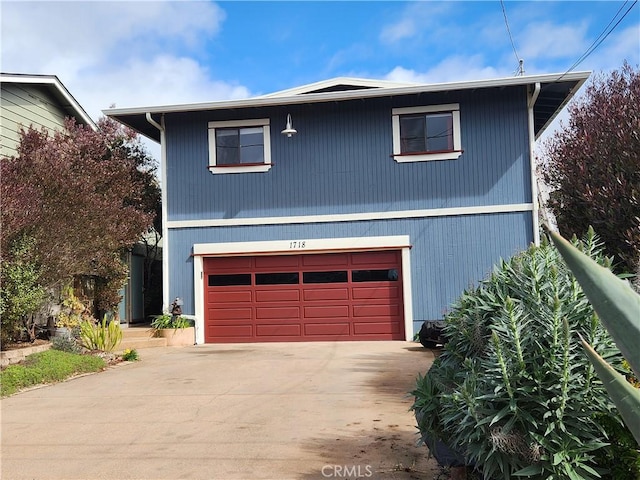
281, 113, 297, 137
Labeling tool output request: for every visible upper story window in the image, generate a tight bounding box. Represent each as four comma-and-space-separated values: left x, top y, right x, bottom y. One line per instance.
391, 104, 462, 162
208, 119, 271, 174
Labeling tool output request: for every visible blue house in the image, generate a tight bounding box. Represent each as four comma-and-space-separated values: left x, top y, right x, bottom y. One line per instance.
105, 73, 588, 344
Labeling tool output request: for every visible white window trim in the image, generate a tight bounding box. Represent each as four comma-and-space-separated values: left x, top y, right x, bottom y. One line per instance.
208, 118, 272, 174
392, 103, 462, 163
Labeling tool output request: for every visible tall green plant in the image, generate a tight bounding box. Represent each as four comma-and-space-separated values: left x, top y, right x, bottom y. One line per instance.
0, 234, 48, 345
412, 230, 636, 479
549, 229, 640, 445
79, 316, 123, 352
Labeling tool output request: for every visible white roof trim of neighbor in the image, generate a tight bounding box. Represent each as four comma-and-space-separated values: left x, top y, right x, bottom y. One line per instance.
1, 73, 97, 130
103, 71, 590, 116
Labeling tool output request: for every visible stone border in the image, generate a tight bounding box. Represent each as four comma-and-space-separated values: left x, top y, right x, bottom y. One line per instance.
1, 343, 52, 368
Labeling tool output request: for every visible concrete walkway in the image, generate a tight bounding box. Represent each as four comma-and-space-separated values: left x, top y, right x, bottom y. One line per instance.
1, 342, 439, 480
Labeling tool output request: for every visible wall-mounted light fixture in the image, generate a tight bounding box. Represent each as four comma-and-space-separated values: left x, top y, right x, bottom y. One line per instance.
281, 114, 297, 137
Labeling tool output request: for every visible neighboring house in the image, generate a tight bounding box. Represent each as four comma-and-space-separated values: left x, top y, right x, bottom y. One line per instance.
105, 72, 589, 344
0, 73, 96, 157
0, 73, 156, 326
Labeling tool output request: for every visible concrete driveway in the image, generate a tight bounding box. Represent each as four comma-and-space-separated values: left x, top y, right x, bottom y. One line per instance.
1, 342, 439, 480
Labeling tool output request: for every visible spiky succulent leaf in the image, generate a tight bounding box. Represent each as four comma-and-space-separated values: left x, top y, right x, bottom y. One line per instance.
549, 229, 640, 379
580, 335, 640, 444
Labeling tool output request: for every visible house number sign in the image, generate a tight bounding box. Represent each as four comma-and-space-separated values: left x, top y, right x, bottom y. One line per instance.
289, 240, 307, 249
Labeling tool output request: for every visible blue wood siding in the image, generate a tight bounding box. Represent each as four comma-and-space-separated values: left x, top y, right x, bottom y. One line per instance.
164, 87, 531, 222
167, 212, 532, 336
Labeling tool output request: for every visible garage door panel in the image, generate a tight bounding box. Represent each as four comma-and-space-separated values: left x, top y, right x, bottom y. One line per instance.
302, 253, 348, 267
352, 303, 400, 317
255, 289, 300, 303
209, 307, 252, 320
304, 323, 350, 336
351, 286, 400, 300
207, 324, 253, 338
254, 255, 299, 269
304, 305, 350, 318
208, 290, 252, 303
256, 324, 301, 337
353, 321, 402, 335
205, 256, 252, 270
256, 306, 300, 319
303, 287, 349, 301
351, 251, 398, 265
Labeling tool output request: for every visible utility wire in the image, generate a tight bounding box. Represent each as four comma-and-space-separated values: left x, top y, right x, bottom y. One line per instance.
558, 0, 637, 81
500, 0, 523, 75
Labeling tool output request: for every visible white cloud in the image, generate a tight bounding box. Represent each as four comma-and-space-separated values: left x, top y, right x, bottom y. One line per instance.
0, 1, 247, 119
384, 56, 507, 84
379, 2, 452, 45
518, 21, 591, 61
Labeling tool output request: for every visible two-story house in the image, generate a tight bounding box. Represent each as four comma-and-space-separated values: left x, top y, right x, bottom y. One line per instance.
105, 72, 589, 344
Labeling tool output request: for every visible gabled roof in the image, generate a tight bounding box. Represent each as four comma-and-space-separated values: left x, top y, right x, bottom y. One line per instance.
1, 73, 97, 130
257, 77, 418, 98
104, 72, 590, 143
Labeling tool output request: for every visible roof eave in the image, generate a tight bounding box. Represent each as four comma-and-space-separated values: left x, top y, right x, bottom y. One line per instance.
103, 71, 591, 117
1, 73, 97, 130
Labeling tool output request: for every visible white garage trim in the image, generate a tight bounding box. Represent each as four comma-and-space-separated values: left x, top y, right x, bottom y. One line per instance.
192, 235, 413, 344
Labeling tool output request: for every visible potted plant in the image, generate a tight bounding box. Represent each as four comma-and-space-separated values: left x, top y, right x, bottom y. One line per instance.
151, 298, 194, 347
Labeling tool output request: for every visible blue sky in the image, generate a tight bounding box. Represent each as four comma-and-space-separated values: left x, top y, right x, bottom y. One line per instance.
2, 1, 639, 143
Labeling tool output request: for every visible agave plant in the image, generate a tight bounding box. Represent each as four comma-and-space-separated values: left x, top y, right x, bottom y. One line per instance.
79, 316, 123, 352
549, 229, 640, 445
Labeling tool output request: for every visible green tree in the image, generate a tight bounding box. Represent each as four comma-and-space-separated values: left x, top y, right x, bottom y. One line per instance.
1, 117, 159, 318
541, 62, 640, 274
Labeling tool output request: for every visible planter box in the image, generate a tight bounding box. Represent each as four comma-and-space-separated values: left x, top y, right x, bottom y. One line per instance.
155, 327, 195, 347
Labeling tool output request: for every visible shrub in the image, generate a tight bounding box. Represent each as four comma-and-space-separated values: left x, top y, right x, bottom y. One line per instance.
0, 235, 48, 345
0, 350, 105, 397
121, 348, 139, 361
412, 229, 637, 479
51, 335, 82, 354
151, 313, 191, 329
79, 316, 123, 352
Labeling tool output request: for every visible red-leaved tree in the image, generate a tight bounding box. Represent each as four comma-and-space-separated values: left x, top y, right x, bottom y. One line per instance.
542, 62, 640, 274
1, 117, 159, 311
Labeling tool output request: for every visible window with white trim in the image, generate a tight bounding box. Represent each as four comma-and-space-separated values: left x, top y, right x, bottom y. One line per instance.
392, 104, 462, 162
208, 119, 271, 174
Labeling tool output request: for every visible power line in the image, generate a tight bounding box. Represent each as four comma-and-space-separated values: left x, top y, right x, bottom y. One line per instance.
558, 0, 638, 80
500, 0, 523, 75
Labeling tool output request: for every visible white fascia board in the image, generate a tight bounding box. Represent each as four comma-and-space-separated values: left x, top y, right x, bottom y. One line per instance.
169, 203, 534, 230
1, 73, 97, 130
193, 235, 411, 257
103, 71, 591, 117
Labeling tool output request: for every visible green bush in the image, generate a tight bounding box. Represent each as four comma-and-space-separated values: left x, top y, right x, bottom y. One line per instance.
51, 334, 83, 354
1, 350, 105, 397
0, 235, 48, 344
79, 316, 123, 352
412, 230, 637, 479
151, 313, 191, 329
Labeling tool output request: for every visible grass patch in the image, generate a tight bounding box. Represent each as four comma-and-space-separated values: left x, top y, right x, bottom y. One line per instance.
1, 349, 106, 397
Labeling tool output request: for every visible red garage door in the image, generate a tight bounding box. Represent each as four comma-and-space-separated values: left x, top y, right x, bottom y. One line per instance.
204, 251, 404, 343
